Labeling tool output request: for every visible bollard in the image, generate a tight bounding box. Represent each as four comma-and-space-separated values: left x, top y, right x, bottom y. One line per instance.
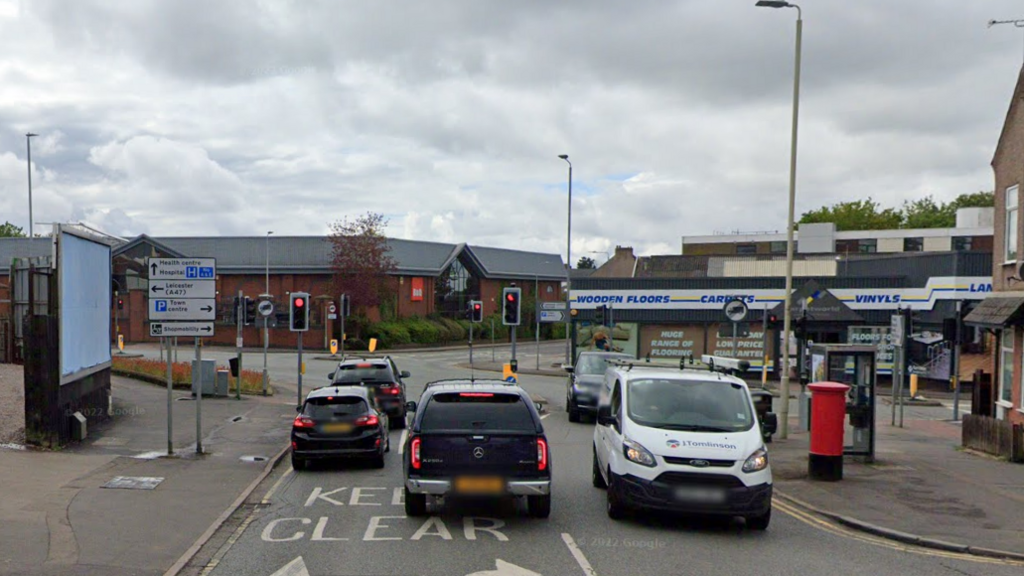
910, 373, 918, 399
808, 381, 850, 481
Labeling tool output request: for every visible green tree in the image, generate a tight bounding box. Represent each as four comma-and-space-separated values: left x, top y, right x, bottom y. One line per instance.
901, 196, 954, 229
948, 191, 994, 210
0, 221, 26, 238
577, 256, 596, 269
799, 199, 901, 231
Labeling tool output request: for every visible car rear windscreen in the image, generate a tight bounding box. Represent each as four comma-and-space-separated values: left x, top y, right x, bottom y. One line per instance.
421, 393, 535, 431
303, 396, 368, 418
333, 362, 392, 384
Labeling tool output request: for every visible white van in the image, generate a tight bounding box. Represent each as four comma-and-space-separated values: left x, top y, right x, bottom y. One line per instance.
592, 357, 776, 529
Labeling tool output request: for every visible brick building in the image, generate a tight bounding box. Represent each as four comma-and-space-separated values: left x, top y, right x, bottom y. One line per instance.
1, 234, 565, 352
966, 67, 1024, 426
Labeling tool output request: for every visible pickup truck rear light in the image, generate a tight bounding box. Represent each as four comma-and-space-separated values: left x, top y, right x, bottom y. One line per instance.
355, 414, 379, 427
411, 437, 422, 469
380, 385, 402, 396
537, 438, 548, 471
293, 416, 315, 429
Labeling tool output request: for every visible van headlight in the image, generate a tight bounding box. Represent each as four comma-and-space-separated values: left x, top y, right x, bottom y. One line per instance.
622, 438, 657, 467
742, 448, 769, 473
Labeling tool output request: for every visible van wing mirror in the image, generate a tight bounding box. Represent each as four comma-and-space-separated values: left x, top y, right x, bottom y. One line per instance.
328, 371, 335, 380
597, 405, 616, 428
562, 364, 574, 374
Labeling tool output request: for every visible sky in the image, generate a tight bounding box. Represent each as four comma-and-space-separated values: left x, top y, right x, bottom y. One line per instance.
1, 0, 1023, 263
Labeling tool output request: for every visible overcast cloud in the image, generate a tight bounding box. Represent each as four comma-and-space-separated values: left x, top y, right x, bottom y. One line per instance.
1, 0, 1022, 260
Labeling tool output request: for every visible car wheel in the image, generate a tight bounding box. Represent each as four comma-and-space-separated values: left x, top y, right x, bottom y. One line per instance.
527, 495, 551, 519
568, 397, 581, 423
404, 487, 427, 517
592, 448, 607, 489
606, 471, 627, 520
291, 453, 305, 471
747, 508, 771, 531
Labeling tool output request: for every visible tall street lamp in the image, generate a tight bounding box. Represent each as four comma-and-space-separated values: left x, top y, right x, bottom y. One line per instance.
558, 154, 573, 364
26, 133, 36, 238
757, 0, 802, 439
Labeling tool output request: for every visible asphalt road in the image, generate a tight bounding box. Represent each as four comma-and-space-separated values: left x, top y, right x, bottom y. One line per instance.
174, 349, 1020, 576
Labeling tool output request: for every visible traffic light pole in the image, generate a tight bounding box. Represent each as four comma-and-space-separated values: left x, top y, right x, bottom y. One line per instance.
195, 336, 203, 454
297, 332, 304, 409
952, 299, 963, 421
236, 290, 243, 401
469, 322, 474, 367
166, 337, 173, 456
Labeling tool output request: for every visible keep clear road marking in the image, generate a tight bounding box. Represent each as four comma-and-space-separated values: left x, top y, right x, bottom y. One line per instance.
560, 533, 598, 576
268, 556, 309, 576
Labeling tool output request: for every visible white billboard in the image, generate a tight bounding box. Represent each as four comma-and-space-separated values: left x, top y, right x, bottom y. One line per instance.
58, 228, 112, 385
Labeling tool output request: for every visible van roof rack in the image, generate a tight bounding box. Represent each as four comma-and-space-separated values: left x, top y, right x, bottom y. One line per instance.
607, 354, 750, 377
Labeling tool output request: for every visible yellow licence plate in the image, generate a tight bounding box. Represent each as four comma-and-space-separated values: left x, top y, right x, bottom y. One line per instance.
322, 423, 353, 433
454, 477, 504, 494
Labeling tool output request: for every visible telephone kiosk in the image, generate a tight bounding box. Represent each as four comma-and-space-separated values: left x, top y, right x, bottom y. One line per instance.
808, 344, 877, 463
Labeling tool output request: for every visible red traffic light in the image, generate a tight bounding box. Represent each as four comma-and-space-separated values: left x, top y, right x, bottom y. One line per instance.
506, 293, 515, 302
295, 297, 305, 308
473, 303, 482, 310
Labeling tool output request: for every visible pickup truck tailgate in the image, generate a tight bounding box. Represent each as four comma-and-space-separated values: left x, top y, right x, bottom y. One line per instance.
419, 433, 540, 477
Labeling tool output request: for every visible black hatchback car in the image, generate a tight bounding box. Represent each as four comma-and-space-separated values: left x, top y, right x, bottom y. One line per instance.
328, 355, 410, 429
403, 380, 551, 518
564, 351, 632, 422
291, 386, 390, 470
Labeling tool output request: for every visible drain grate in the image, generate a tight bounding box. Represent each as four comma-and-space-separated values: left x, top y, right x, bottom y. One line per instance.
240, 455, 268, 463
102, 476, 165, 490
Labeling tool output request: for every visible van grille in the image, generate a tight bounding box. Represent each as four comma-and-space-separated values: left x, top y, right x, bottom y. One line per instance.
663, 457, 734, 468
654, 471, 743, 488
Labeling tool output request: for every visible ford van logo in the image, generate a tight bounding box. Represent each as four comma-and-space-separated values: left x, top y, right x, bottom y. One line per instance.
691, 459, 710, 468
666, 439, 680, 449
473, 447, 485, 459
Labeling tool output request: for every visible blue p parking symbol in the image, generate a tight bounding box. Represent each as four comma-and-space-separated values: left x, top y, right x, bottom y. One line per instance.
155, 300, 168, 312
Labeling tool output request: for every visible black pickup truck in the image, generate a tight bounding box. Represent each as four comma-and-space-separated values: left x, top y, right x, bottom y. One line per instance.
403, 380, 551, 518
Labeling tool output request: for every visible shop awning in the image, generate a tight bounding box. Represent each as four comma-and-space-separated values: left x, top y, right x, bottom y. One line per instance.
963, 295, 1024, 328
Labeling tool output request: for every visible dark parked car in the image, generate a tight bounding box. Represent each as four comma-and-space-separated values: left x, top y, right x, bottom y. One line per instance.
291, 386, 390, 470
403, 380, 551, 518
564, 351, 633, 422
329, 355, 410, 429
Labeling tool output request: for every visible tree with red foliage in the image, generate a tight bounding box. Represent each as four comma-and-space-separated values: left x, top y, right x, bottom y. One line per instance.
328, 212, 397, 315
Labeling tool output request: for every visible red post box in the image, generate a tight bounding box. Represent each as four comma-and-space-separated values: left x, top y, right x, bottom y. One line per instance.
808, 381, 850, 481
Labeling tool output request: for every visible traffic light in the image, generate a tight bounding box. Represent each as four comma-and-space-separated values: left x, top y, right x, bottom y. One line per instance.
231, 296, 240, 324
469, 300, 483, 323
794, 314, 807, 340
117, 297, 124, 310
244, 296, 257, 325
290, 292, 310, 332
594, 304, 607, 326
502, 287, 521, 326
340, 294, 351, 318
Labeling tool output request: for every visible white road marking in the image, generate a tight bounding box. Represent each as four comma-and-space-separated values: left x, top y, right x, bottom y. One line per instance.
305, 487, 348, 507
311, 517, 349, 541
349, 487, 386, 506
363, 516, 404, 541
268, 556, 310, 576
561, 533, 598, 576
261, 518, 310, 542
463, 517, 509, 541
261, 468, 294, 504
398, 429, 409, 454
411, 517, 454, 540
540, 414, 550, 420
466, 559, 543, 576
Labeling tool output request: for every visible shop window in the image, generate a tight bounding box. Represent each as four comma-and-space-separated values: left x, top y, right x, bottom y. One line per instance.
952, 236, 973, 251
903, 237, 923, 252
769, 241, 787, 254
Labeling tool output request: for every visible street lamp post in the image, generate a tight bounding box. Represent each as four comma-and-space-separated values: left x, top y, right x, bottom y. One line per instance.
757, 0, 802, 439
263, 231, 273, 395
26, 133, 36, 238
559, 154, 573, 364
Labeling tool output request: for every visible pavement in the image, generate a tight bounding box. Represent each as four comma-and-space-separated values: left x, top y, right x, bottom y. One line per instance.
768, 412, 1024, 560
0, 374, 294, 576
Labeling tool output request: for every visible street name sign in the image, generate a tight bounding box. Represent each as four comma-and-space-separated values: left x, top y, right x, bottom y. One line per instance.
150, 280, 216, 299
149, 322, 214, 337
541, 302, 567, 310
149, 298, 216, 321
148, 258, 216, 280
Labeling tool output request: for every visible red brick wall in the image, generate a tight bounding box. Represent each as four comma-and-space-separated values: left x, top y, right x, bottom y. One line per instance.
395, 276, 433, 318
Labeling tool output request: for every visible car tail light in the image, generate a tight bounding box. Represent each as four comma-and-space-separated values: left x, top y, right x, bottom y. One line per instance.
355, 414, 380, 427
293, 416, 315, 428
380, 385, 401, 396
411, 437, 421, 469
460, 392, 494, 397
537, 438, 548, 471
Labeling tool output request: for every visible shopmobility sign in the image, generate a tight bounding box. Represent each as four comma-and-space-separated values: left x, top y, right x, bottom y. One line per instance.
570, 277, 992, 311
